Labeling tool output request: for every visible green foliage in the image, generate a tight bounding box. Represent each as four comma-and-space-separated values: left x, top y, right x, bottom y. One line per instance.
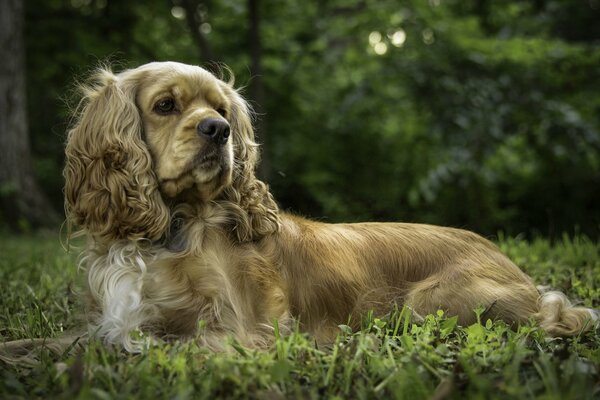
24, 0, 600, 237
1, 234, 599, 398
0, 234, 79, 341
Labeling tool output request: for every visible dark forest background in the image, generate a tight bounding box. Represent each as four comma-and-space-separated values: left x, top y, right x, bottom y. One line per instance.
1, 0, 600, 239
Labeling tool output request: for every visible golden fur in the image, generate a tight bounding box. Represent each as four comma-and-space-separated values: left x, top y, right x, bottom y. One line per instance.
60, 61, 596, 351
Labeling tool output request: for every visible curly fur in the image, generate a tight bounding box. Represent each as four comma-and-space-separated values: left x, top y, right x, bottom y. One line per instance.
64, 69, 170, 242
58, 61, 597, 352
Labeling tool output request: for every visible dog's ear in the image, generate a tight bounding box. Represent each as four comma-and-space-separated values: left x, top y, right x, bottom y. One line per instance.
64, 68, 170, 242
220, 84, 280, 242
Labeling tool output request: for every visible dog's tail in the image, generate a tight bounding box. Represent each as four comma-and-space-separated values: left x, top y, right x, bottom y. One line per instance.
535, 291, 599, 336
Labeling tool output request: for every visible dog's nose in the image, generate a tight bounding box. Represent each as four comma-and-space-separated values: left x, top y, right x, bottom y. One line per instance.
197, 119, 230, 145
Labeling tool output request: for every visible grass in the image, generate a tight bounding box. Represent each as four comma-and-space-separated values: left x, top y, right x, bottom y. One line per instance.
0, 232, 599, 399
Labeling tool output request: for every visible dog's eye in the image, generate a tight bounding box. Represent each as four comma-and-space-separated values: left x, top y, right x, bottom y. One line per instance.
216, 107, 227, 118
153, 98, 177, 115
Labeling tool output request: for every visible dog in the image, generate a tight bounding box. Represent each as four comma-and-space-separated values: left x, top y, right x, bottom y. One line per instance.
63, 61, 597, 351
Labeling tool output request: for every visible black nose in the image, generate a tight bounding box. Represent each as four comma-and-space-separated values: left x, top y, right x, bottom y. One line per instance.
197, 118, 230, 145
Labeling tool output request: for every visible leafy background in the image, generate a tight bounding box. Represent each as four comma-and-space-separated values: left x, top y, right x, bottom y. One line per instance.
18, 0, 600, 238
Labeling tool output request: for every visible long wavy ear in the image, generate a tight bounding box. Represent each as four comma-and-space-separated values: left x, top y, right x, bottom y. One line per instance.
64, 68, 170, 242
220, 83, 280, 242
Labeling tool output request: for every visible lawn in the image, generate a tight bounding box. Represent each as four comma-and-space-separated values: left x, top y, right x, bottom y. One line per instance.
0, 233, 599, 399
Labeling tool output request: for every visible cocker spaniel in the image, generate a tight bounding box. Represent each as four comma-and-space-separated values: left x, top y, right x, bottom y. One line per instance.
64, 61, 597, 351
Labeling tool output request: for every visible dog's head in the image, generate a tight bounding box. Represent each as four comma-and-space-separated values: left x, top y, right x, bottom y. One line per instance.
65, 62, 279, 243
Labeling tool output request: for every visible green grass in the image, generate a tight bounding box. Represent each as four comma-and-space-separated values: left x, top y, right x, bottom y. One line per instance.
0, 233, 599, 399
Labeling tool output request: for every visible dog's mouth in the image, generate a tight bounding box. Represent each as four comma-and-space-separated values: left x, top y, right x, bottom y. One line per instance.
160, 147, 232, 198
193, 150, 220, 169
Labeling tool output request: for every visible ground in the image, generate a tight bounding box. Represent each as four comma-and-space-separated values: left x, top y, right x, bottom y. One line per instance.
0, 232, 599, 399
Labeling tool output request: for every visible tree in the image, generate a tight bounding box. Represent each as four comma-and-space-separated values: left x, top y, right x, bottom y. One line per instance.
0, 0, 58, 230
248, 0, 269, 180
180, 0, 214, 62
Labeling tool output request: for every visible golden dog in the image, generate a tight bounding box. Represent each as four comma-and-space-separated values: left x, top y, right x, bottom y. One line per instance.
63, 62, 596, 351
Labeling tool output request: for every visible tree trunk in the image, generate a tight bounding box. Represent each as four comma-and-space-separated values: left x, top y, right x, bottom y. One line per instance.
0, 0, 58, 230
180, 0, 214, 63
248, 0, 270, 180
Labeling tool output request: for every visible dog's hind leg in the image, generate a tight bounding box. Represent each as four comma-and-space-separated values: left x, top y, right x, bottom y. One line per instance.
404, 269, 539, 327
405, 268, 597, 336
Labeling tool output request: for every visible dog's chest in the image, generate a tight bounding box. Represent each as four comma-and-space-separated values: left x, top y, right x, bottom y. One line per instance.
141, 248, 233, 330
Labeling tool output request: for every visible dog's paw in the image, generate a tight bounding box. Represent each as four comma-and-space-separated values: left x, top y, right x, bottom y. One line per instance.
588, 308, 600, 323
